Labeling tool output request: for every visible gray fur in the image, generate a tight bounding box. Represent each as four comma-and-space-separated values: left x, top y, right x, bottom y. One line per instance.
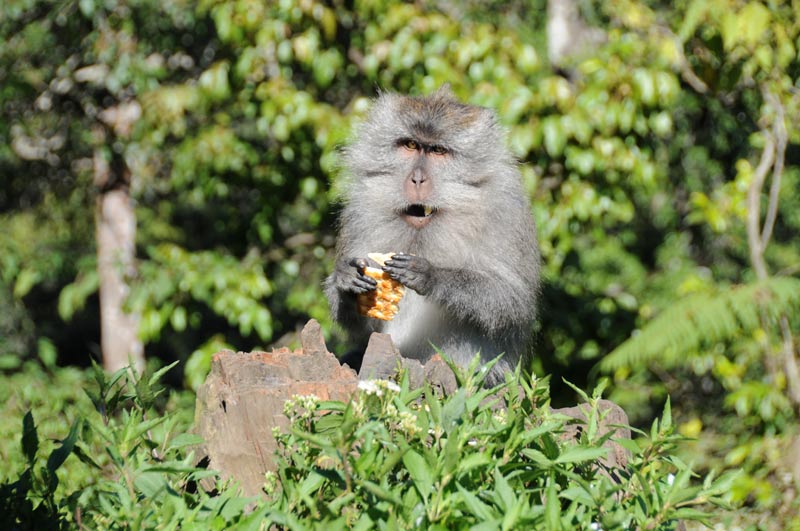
325, 88, 541, 385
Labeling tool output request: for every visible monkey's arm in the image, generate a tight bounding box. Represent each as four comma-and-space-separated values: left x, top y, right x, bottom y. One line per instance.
330, 257, 378, 294
324, 256, 378, 330
383, 254, 535, 333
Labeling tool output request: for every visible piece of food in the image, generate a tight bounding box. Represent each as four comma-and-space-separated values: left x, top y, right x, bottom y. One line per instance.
356, 253, 405, 321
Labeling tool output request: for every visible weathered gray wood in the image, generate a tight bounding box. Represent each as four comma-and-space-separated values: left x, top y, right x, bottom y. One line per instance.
194, 320, 358, 496
360, 332, 425, 388
194, 320, 634, 499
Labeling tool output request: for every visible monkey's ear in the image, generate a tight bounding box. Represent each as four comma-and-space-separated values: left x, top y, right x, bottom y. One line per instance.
433, 83, 454, 98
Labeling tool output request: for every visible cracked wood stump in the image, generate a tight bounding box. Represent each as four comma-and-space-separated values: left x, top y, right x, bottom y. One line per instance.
194, 319, 632, 497
193, 320, 358, 495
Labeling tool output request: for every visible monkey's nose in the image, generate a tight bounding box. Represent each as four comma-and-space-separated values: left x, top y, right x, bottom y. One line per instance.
405, 168, 433, 203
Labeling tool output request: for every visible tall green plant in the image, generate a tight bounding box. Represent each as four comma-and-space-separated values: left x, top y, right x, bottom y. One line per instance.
259, 362, 734, 530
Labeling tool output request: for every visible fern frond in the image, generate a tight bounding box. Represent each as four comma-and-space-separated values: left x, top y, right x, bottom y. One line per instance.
600, 277, 800, 372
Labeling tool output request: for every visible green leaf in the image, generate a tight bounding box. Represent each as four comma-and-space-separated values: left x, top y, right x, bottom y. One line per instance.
563, 380, 591, 404
13, 268, 40, 298
739, 3, 771, 48
46, 418, 80, 474
494, 468, 516, 512
170, 306, 187, 331
457, 452, 492, 475
134, 471, 167, 498
403, 449, 433, 501
544, 476, 561, 530
37, 337, 57, 370
168, 433, 204, 449
72, 440, 102, 469
542, 116, 567, 157
124, 415, 167, 445
456, 483, 495, 520
0, 354, 22, 370
661, 397, 672, 432
148, 360, 180, 388
442, 388, 467, 431
22, 411, 39, 466
554, 446, 609, 465
521, 448, 553, 467
357, 478, 402, 505
298, 470, 326, 499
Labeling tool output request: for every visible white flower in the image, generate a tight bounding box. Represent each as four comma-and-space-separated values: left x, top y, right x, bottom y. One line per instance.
385, 380, 401, 393
667, 473, 675, 486
397, 411, 420, 435
589, 523, 602, 531
358, 379, 401, 396
358, 380, 380, 395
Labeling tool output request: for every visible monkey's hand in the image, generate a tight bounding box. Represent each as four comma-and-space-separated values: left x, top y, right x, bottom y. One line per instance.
383, 253, 434, 295
334, 257, 378, 294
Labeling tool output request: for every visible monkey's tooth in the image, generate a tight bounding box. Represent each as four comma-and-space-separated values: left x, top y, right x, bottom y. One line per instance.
424, 206, 433, 216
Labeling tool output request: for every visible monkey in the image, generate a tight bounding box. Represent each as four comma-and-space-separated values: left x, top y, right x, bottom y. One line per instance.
324, 87, 541, 386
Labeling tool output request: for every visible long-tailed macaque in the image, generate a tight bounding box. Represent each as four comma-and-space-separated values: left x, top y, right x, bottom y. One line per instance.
325, 88, 541, 385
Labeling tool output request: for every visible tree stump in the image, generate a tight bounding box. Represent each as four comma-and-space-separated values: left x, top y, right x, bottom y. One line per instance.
194, 319, 632, 497
193, 320, 358, 496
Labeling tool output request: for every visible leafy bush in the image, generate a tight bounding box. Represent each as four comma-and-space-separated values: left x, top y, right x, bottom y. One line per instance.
0, 362, 258, 530
262, 363, 733, 530
0, 360, 733, 529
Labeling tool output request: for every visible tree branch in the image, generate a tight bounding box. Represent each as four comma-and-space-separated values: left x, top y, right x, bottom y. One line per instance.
781, 316, 800, 407
747, 88, 800, 408
654, 26, 709, 94
760, 90, 787, 249
745, 128, 775, 281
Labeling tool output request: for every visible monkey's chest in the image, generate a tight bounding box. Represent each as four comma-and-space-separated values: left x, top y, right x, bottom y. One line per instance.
381, 292, 447, 360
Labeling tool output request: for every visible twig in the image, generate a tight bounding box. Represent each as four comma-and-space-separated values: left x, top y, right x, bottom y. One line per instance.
780, 316, 800, 406
745, 126, 775, 281
655, 26, 709, 94
760, 89, 787, 248
746, 87, 800, 408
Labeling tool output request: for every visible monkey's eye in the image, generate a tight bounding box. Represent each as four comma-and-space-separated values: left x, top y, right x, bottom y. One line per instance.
430, 145, 448, 155
400, 139, 420, 151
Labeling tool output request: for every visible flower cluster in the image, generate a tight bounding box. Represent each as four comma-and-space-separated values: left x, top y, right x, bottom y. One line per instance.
357, 379, 401, 396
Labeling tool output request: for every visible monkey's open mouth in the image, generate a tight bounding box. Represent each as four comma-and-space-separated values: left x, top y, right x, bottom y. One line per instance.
402, 204, 436, 228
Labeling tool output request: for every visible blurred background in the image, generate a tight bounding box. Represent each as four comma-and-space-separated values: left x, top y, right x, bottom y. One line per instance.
2, 0, 799, 526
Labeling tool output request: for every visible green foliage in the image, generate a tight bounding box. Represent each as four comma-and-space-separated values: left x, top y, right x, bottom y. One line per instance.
601, 277, 800, 372
0, 411, 78, 530
0, 360, 735, 529
262, 365, 733, 529
132, 244, 273, 342
3, 0, 800, 527
3, 0, 797, 377
0, 361, 264, 530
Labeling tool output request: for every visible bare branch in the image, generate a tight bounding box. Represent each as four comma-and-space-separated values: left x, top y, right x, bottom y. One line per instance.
760, 90, 787, 248
654, 26, 709, 94
745, 128, 775, 281
781, 316, 800, 407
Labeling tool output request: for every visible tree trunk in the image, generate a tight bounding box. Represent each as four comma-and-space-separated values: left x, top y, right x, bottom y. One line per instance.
547, 0, 606, 70
95, 152, 144, 373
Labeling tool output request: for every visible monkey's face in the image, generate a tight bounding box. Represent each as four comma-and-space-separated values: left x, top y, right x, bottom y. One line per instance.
396, 137, 448, 229
343, 88, 519, 238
